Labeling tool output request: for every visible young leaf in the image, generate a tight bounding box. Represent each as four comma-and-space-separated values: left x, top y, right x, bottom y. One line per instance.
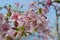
22, 31, 26, 37
8, 4, 11, 7
14, 21, 18, 27
42, 3, 45, 6
19, 26, 25, 31
16, 28, 19, 31
7, 13, 11, 17
6, 36, 13, 40
36, 11, 38, 14
34, 28, 37, 32
14, 32, 18, 37
27, 32, 32, 35
39, 8, 42, 14
12, 27, 16, 30
55, 0, 60, 3
0, 7, 3, 10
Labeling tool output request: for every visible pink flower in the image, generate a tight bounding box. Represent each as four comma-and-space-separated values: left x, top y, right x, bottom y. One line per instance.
28, 11, 36, 19
5, 29, 15, 39
30, 2, 37, 10
9, 10, 52, 39
46, 0, 51, 6
11, 12, 20, 20
43, 7, 48, 14
1, 22, 10, 32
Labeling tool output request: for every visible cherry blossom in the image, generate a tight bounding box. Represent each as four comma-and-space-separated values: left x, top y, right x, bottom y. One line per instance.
43, 7, 49, 14
11, 12, 20, 21
46, 0, 51, 7
0, 0, 57, 40
6, 29, 15, 38
1, 22, 10, 32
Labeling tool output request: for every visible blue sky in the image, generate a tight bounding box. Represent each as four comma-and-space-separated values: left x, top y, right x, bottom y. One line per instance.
0, 0, 33, 13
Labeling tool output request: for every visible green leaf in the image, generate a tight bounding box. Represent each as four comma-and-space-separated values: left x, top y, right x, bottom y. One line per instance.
39, 8, 42, 14
6, 36, 13, 40
8, 5, 11, 7
28, 32, 32, 35
19, 26, 25, 31
0, 7, 3, 10
7, 13, 11, 17
36, 11, 38, 14
14, 32, 18, 37
5, 17, 9, 20
22, 32, 26, 37
34, 28, 37, 32
16, 28, 19, 31
55, 0, 60, 3
42, 3, 45, 6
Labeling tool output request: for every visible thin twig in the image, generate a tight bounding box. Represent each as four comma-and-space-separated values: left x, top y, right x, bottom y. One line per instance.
54, 4, 60, 40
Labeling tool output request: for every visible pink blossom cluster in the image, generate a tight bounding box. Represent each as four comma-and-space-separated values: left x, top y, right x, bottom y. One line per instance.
0, 10, 52, 40
0, 0, 55, 40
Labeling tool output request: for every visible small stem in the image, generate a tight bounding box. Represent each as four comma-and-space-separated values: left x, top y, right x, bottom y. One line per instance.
56, 13, 60, 40
55, 5, 60, 40
38, 33, 40, 40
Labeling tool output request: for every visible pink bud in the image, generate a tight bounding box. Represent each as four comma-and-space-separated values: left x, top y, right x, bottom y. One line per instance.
15, 3, 22, 7
46, 0, 51, 6
1, 23, 10, 32
43, 7, 48, 14
11, 12, 20, 20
